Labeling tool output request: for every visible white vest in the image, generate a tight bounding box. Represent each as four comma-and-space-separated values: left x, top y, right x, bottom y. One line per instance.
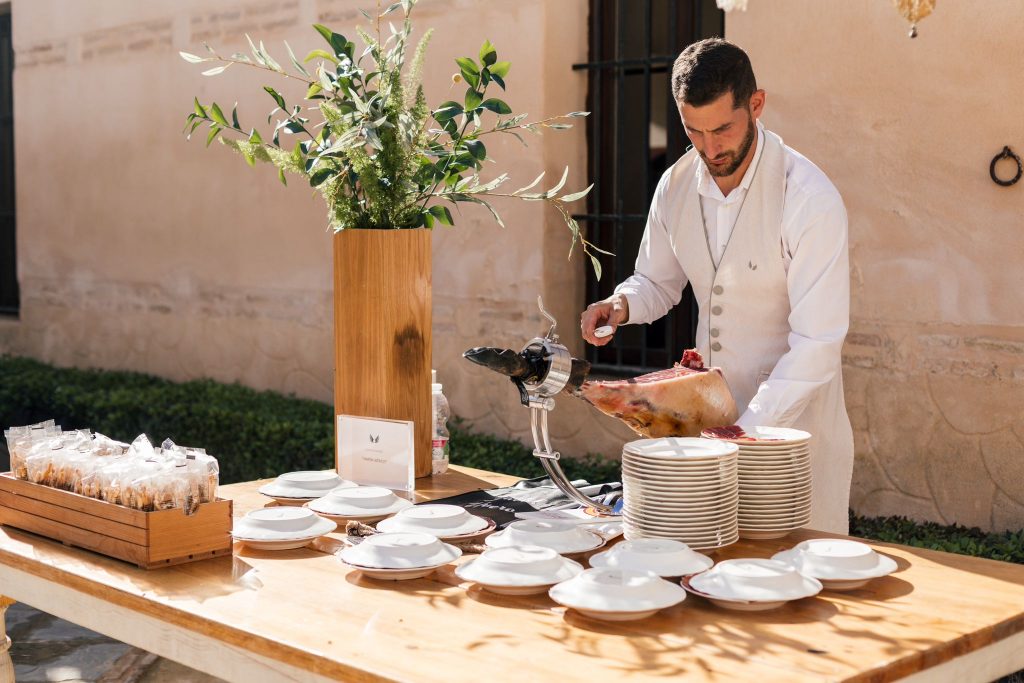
663, 130, 854, 534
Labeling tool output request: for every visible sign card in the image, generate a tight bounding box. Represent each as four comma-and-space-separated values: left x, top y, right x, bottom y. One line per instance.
336, 414, 415, 493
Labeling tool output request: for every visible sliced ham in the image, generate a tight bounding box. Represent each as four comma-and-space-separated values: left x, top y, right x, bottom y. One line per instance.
573, 350, 738, 438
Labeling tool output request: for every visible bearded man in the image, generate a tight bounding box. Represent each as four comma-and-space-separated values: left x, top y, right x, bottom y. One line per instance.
580, 38, 854, 534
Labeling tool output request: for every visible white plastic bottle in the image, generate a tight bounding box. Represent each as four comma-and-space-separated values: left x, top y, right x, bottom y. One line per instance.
431, 370, 451, 475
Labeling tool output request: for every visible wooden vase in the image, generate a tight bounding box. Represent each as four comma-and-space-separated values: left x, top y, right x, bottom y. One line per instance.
333, 228, 432, 479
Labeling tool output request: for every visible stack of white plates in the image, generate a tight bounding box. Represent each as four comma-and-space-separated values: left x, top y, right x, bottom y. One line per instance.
620, 437, 739, 551
703, 426, 812, 539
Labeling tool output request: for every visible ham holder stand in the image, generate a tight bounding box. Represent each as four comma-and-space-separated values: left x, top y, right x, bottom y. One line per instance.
463, 297, 616, 515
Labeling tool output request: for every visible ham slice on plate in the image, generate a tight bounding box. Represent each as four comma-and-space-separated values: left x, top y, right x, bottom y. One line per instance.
573, 349, 738, 438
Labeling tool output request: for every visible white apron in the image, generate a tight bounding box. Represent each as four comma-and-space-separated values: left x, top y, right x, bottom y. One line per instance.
665, 130, 854, 534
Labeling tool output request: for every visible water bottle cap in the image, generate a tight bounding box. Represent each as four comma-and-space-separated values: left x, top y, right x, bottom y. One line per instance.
432, 383, 443, 392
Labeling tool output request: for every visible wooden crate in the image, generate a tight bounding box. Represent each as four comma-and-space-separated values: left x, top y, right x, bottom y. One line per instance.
0, 473, 233, 569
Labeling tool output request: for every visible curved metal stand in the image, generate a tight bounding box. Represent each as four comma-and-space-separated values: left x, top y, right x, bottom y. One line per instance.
528, 397, 614, 514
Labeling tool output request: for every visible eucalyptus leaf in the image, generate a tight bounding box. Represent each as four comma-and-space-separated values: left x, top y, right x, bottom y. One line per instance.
285, 41, 311, 77
567, 111, 590, 117
515, 172, 545, 194
179, 51, 206, 63
558, 183, 593, 203
548, 167, 569, 195
201, 65, 230, 76
589, 255, 602, 281
264, 86, 287, 110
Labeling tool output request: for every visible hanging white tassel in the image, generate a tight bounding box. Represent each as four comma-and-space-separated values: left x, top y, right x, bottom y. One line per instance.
715, 0, 749, 12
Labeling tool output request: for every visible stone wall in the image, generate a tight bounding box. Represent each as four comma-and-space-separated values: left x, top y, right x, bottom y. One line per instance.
728, 1, 1024, 530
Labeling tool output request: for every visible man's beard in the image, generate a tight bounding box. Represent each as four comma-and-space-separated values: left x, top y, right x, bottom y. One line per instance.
702, 116, 756, 178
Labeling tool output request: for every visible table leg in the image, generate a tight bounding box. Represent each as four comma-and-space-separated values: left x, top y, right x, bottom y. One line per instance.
0, 596, 14, 683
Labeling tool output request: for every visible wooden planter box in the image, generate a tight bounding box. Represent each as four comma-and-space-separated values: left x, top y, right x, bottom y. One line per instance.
0, 473, 233, 569
333, 229, 433, 478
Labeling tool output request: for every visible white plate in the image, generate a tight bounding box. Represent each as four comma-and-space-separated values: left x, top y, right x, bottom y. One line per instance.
621, 466, 737, 481
339, 559, 446, 581
485, 520, 606, 555
622, 478, 738, 495
307, 486, 414, 519
624, 507, 738, 525
257, 471, 356, 500
376, 504, 490, 538
772, 540, 898, 585
680, 576, 787, 611
702, 426, 811, 445
548, 568, 686, 620
623, 437, 739, 460
689, 559, 821, 603
233, 536, 323, 551
455, 546, 584, 592
232, 507, 338, 541
339, 532, 462, 569
588, 539, 714, 577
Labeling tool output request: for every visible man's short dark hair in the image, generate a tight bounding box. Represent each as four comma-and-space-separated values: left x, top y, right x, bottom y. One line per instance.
671, 38, 757, 109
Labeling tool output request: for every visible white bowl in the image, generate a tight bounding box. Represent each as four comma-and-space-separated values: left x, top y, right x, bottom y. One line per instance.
258, 471, 355, 500
549, 568, 686, 620
588, 539, 714, 577
232, 507, 337, 541
376, 504, 489, 538
339, 531, 461, 569
307, 486, 413, 519
485, 520, 605, 555
690, 558, 821, 602
455, 546, 584, 595
772, 539, 897, 590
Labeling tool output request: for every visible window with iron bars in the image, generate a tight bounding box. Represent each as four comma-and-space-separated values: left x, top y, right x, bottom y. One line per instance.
0, 6, 16, 317
574, 0, 723, 375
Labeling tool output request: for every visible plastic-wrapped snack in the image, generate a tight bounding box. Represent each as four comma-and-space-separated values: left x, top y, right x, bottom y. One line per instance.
52, 430, 92, 491
188, 450, 219, 504
5, 420, 59, 479
24, 436, 63, 487
91, 433, 129, 458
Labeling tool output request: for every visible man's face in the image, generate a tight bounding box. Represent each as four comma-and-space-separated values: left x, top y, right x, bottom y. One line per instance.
679, 90, 764, 178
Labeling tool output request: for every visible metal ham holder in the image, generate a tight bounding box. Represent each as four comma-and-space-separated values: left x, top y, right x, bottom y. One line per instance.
463, 297, 615, 516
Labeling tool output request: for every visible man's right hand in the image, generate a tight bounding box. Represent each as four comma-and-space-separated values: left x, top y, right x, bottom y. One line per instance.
581, 293, 630, 346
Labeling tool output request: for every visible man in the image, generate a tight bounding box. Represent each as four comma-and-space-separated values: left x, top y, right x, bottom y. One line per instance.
580, 38, 854, 534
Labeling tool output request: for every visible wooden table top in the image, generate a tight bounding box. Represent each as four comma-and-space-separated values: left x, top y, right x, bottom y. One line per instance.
0, 465, 1023, 682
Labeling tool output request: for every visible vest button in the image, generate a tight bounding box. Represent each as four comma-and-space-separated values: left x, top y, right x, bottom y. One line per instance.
712, 285, 724, 295
711, 305, 723, 315
711, 341, 722, 352
710, 328, 720, 338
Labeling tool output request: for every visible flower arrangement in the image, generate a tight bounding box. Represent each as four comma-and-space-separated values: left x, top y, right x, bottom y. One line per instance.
181, 0, 607, 277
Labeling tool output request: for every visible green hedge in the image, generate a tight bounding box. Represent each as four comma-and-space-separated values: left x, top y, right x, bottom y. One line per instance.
2, 355, 1022, 566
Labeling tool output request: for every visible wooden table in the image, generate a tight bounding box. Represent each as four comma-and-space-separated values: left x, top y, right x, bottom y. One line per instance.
0, 465, 1022, 682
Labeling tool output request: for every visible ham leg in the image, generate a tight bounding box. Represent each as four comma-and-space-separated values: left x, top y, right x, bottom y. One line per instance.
573, 349, 738, 438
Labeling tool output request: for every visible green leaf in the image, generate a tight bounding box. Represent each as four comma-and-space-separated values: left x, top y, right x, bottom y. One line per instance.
489, 61, 510, 78
464, 139, 486, 160
179, 51, 206, 63
259, 40, 283, 71
208, 103, 229, 126
309, 167, 336, 187
192, 98, 206, 118
453, 194, 505, 228
480, 98, 512, 115
306, 83, 324, 99
422, 211, 435, 229
455, 57, 479, 75
558, 183, 593, 203
231, 104, 240, 129
304, 48, 339, 64
491, 74, 506, 91
278, 167, 288, 186
242, 148, 256, 167
589, 255, 603, 281
464, 88, 482, 111
429, 205, 454, 226
285, 41, 311, 77
479, 40, 497, 66
264, 86, 287, 110
313, 24, 349, 57
249, 128, 263, 145
201, 64, 230, 76
205, 126, 221, 147
567, 111, 589, 117
433, 101, 463, 122
547, 166, 570, 196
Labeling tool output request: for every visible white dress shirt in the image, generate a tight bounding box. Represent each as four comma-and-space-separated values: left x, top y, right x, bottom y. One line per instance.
699, 124, 765, 267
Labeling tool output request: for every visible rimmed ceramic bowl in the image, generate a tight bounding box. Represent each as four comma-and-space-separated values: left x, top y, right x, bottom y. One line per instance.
339, 531, 462, 576
549, 568, 686, 621
306, 486, 413, 521
258, 471, 356, 504
588, 539, 714, 577
232, 507, 337, 549
375, 504, 490, 538
455, 546, 584, 595
485, 520, 605, 555
687, 558, 821, 610
772, 539, 898, 590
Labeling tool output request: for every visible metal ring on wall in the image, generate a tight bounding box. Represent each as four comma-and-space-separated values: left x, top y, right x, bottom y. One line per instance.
990, 146, 1022, 187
